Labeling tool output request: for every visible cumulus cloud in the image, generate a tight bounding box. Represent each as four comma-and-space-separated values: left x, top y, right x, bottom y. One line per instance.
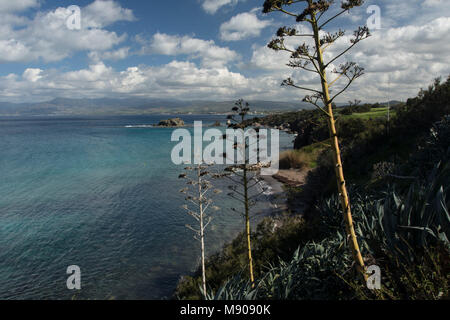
22, 68, 43, 82
3, 13, 450, 104
83, 0, 135, 28
248, 44, 290, 71
201, 0, 241, 14
0, 39, 31, 63
137, 33, 239, 67
0, 0, 134, 63
88, 47, 130, 62
343, 16, 450, 101
423, 0, 444, 6
0, 0, 39, 13
245, 13, 450, 103
0, 0, 449, 104
0, 61, 250, 101
381, 0, 450, 27
248, 25, 314, 71
220, 10, 272, 41
319, 16, 450, 102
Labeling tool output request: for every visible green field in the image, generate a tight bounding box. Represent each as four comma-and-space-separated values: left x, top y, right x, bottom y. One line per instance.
343, 107, 396, 119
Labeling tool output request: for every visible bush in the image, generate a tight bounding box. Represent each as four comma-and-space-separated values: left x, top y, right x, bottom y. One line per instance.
401, 115, 450, 178
174, 215, 321, 300
208, 159, 450, 300
279, 150, 307, 169
180, 78, 450, 301
339, 104, 372, 115
395, 76, 450, 134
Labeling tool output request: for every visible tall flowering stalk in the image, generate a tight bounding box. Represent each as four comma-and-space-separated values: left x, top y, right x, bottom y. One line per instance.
179, 163, 220, 297
224, 99, 269, 287
263, 0, 370, 280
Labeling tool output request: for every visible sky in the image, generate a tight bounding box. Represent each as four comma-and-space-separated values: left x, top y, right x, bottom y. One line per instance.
0, 0, 449, 104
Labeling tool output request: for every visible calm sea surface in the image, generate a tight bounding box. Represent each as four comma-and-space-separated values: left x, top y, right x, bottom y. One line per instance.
0, 115, 293, 300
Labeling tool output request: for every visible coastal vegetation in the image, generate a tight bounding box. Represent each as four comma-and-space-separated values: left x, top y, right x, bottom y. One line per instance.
174, 1, 450, 301
2, 0, 448, 303
175, 76, 450, 300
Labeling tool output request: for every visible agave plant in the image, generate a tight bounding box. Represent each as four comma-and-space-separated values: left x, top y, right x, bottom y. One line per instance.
204, 274, 258, 300
375, 161, 449, 255
212, 158, 449, 300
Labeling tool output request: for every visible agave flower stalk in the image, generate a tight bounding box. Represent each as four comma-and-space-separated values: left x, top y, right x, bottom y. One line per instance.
179, 163, 220, 297
263, 0, 370, 279
224, 99, 270, 287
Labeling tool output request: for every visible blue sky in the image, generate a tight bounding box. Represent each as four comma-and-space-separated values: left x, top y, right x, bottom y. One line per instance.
0, 0, 449, 103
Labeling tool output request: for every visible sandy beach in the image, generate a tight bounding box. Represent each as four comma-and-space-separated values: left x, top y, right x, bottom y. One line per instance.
257, 169, 309, 218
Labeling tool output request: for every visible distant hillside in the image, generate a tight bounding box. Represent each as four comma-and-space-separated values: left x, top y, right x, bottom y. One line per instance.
0, 98, 316, 116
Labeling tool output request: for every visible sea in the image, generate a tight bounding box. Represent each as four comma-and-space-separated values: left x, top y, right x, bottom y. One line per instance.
0, 115, 294, 300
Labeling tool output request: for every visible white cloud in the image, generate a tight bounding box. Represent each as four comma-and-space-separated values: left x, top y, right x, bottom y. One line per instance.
118, 67, 146, 92
0, 0, 134, 63
83, 0, 135, 28
249, 44, 290, 71
5, 13, 449, 104
23, 68, 43, 82
88, 47, 130, 62
423, 0, 445, 7
248, 25, 314, 71
0, 61, 250, 101
322, 17, 450, 102
137, 33, 239, 67
0, 0, 39, 13
0, 0, 449, 104
220, 11, 272, 41
244, 14, 450, 103
0, 39, 31, 62
201, 0, 241, 14
382, 0, 450, 27
64, 62, 113, 82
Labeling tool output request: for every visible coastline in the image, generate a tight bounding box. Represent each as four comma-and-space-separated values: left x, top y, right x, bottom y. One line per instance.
258, 169, 310, 217
256, 174, 288, 217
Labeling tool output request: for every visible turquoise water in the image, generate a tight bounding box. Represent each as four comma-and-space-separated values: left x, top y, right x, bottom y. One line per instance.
0, 115, 293, 300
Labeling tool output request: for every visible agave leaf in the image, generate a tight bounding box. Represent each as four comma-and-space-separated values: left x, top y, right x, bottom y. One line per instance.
437, 231, 450, 247
399, 226, 437, 239
435, 187, 450, 236
393, 191, 402, 208
382, 194, 397, 251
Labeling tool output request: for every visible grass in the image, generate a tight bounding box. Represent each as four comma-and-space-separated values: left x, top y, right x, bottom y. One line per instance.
343, 107, 396, 120
279, 141, 327, 170
279, 150, 307, 170
298, 141, 328, 168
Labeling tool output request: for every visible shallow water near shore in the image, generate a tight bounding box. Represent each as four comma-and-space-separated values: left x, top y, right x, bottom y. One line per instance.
0, 115, 293, 300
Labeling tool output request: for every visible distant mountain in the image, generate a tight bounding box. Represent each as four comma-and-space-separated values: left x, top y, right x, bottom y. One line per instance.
379, 100, 404, 106
0, 98, 316, 116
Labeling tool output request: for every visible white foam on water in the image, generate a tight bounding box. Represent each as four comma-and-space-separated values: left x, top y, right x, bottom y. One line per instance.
256, 178, 274, 196
124, 125, 154, 128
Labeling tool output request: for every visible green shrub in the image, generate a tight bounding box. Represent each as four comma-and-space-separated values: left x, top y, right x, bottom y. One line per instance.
396, 76, 450, 134
174, 215, 321, 300
339, 104, 372, 115
279, 150, 307, 170
209, 160, 450, 300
